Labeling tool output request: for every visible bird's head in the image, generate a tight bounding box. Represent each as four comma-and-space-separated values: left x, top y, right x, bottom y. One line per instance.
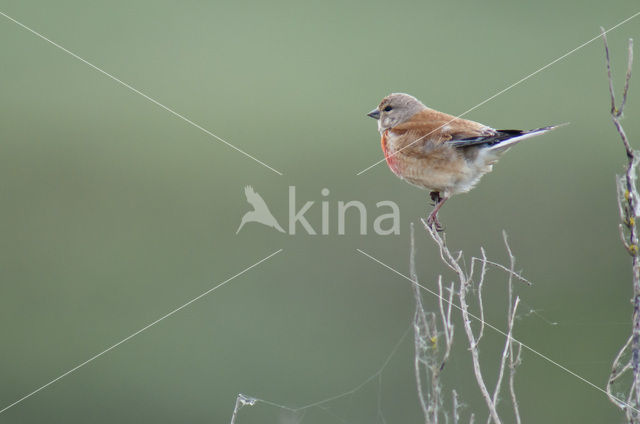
367, 93, 426, 132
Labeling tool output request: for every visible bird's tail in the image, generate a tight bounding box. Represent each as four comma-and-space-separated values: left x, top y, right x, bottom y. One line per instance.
487, 123, 568, 153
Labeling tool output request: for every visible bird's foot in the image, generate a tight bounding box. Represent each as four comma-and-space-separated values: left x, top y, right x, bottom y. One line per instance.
426, 211, 444, 232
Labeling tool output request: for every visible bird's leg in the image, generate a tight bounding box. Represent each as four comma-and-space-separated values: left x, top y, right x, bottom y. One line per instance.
429, 191, 441, 206
426, 195, 448, 231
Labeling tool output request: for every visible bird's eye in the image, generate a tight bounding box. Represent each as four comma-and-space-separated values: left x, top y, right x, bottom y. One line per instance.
383, 106, 393, 112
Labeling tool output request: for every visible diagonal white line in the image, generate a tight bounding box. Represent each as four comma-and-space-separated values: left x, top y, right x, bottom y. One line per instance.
356, 11, 640, 176
0, 249, 283, 415
356, 248, 640, 413
0, 10, 283, 176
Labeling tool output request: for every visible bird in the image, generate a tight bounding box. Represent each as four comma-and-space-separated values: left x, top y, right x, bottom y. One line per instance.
367, 93, 561, 230
236, 186, 285, 234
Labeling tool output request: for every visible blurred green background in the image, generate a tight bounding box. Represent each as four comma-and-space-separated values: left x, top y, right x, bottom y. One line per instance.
1, 0, 639, 423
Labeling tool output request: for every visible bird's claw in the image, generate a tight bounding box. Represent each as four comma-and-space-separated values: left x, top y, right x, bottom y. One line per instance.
426, 213, 444, 232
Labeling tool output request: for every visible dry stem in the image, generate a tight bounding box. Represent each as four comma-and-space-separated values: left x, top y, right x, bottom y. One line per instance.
602, 28, 639, 423
411, 223, 454, 423
411, 222, 525, 423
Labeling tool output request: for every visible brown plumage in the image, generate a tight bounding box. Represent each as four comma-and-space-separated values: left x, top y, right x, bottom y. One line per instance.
367, 93, 560, 229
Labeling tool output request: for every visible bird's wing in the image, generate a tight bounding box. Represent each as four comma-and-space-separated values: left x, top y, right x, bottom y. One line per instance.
447, 126, 557, 149
447, 130, 525, 148
390, 108, 494, 156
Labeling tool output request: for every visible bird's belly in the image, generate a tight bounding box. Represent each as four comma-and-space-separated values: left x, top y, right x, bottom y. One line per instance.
399, 157, 462, 191
396, 152, 493, 195
381, 132, 495, 195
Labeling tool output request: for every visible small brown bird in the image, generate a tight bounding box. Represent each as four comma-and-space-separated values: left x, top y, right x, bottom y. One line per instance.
367, 93, 560, 230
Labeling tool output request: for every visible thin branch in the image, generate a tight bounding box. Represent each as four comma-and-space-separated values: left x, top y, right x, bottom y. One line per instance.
472, 258, 531, 286
509, 340, 523, 424
486, 295, 521, 419
602, 27, 639, 424
423, 221, 502, 424
475, 248, 488, 347
438, 278, 455, 371
411, 224, 432, 423
609, 334, 634, 409
603, 27, 618, 114
452, 390, 461, 424
412, 220, 526, 424
621, 37, 634, 115
486, 232, 521, 424
503, 231, 523, 424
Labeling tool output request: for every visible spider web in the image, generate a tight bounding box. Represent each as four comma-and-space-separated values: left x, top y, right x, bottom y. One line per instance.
229, 327, 411, 424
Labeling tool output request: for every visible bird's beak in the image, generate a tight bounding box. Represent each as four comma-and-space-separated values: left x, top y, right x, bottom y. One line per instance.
367, 108, 380, 120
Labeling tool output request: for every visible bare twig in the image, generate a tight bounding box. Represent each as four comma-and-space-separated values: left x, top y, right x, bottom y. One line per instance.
509, 341, 523, 424
452, 390, 461, 424
411, 224, 434, 422
418, 222, 525, 423
475, 248, 488, 347
423, 222, 501, 424
504, 231, 523, 424
486, 232, 522, 424
610, 335, 635, 409
411, 223, 456, 423
438, 278, 455, 370
601, 27, 639, 424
